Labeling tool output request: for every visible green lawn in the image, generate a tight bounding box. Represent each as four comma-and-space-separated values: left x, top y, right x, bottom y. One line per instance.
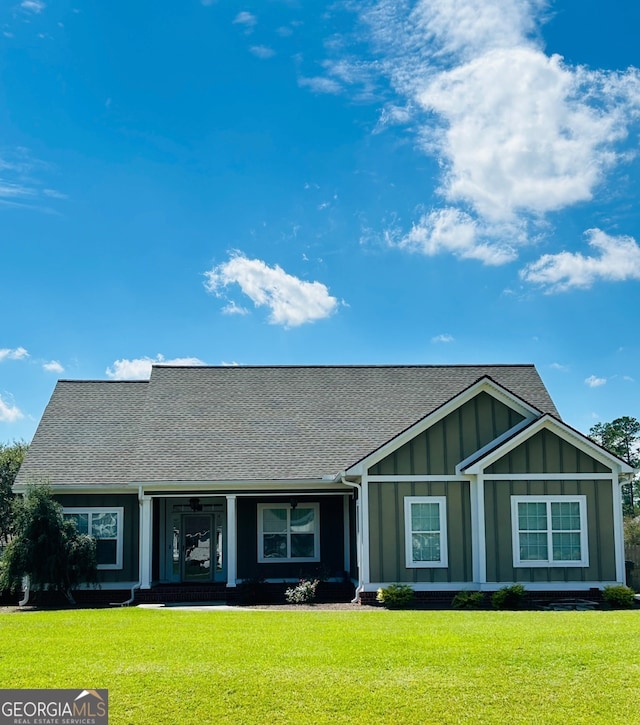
0, 607, 638, 724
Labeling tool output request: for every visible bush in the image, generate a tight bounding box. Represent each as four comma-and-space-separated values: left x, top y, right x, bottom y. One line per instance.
376, 584, 414, 609
0, 483, 97, 604
285, 579, 319, 604
235, 577, 266, 605
492, 584, 526, 610
451, 590, 485, 610
602, 585, 636, 609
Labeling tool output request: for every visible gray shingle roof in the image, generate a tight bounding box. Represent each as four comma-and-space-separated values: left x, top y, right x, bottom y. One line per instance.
15, 381, 149, 487
16, 365, 559, 487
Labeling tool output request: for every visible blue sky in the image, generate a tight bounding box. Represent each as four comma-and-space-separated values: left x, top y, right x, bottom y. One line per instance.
2, 0, 640, 443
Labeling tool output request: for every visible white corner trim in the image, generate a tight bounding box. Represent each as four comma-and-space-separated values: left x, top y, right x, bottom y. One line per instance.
612, 474, 625, 584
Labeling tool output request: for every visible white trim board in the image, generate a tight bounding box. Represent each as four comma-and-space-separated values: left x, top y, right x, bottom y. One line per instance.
362, 581, 619, 592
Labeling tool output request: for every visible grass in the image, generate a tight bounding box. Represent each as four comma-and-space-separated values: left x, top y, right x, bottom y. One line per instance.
0, 607, 639, 724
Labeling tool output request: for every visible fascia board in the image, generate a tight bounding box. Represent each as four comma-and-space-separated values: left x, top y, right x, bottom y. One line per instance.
12, 483, 135, 495
462, 415, 635, 475
346, 377, 540, 476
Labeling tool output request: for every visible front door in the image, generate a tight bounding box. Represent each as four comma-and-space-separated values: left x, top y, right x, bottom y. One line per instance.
183, 514, 212, 582
168, 507, 225, 583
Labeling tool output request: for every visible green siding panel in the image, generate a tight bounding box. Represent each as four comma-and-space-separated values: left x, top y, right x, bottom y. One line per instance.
370, 392, 525, 475
54, 493, 139, 584
484, 480, 616, 583
486, 429, 611, 474
368, 481, 472, 584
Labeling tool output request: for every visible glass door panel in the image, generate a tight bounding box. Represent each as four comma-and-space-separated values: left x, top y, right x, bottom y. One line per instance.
183, 514, 212, 582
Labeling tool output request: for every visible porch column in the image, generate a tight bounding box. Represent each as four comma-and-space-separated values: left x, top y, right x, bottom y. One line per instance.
343, 494, 350, 575
361, 474, 370, 585
226, 494, 237, 587
140, 494, 153, 589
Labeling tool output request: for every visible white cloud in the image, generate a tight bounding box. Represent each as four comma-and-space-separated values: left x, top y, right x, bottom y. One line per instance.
21, 0, 45, 13
0, 394, 23, 422
0, 347, 29, 362
106, 355, 206, 381
396, 207, 516, 265
42, 188, 67, 199
298, 76, 343, 95
233, 11, 256, 28
250, 45, 275, 59
520, 229, 640, 292
420, 48, 625, 222
585, 375, 607, 388
432, 333, 454, 343
222, 301, 249, 316
334, 0, 640, 271
204, 253, 339, 327
43, 360, 64, 373
549, 362, 570, 372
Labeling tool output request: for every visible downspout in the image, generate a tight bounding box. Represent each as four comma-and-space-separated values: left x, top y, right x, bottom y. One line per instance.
113, 582, 142, 607
112, 486, 146, 606
340, 473, 363, 604
18, 576, 30, 607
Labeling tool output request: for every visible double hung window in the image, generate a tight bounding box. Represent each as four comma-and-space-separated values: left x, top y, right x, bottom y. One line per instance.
258, 504, 319, 563
511, 496, 588, 567
404, 496, 448, 568
63, 507, 124, 570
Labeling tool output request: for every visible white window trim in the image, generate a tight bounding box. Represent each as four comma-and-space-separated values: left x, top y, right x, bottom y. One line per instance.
257, 503, 320, 564
63, 507, 124, 570
511, 495, 589, 568
404, 496, 448, 569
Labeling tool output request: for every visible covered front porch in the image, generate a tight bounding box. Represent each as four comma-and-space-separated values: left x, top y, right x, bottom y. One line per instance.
137, 486, 358, 599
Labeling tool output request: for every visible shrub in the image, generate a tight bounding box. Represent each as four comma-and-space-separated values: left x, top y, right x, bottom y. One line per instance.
451, 590, 485, 610
285, 578, 319, 604
492, 584, 526, 610
235, 577, 267, 605
0, 483, 97, 604
602, 585, 636, 609
376, 584, 414, 609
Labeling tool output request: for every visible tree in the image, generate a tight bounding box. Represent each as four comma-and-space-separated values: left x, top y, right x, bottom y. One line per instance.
0, 483, 97, 603
0, 440, 28, 545
589, 416, 640, 514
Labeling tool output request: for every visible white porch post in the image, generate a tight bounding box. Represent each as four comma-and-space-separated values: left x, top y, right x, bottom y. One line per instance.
226, 494, 237, 587
139, 494, 152, 589
343, 494, 351, 575
361, 474, 370, 585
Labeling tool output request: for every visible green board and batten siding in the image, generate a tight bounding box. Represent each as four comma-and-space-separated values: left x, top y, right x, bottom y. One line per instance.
368, 392, 524, 476
484, 428, 616, 583
368, 480, 472, 584
484, 479, 615, 583
367, 392, 520, 583
484, 428, 610, 475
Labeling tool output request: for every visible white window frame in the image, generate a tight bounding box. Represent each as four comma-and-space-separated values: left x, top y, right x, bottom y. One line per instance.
404, 496, 448, 569
511, 495, 589, 568
63, 507, 124, 570
257, 503, 320, 563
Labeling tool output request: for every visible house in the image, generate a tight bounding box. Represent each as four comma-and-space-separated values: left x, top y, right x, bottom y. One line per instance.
14, 364, 635, 604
